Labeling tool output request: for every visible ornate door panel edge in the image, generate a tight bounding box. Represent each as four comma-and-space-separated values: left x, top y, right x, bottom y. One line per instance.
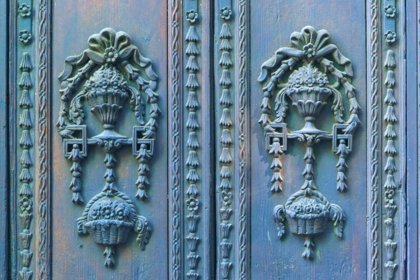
0, 0, 419, 279
213, 0, 251, 279
5, 0, 50, 278
406, 0, 419, 279
367, 0, 413, 279
168, 0, 215, 279
0, 0, 9, 278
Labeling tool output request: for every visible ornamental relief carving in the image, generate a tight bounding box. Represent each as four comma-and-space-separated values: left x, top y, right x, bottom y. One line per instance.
258, 26, 360, 259
57, 28, 159, 268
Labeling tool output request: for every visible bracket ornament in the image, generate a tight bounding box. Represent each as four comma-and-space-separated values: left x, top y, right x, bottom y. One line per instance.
258, 26, 360, 259
57, 28, 159, 267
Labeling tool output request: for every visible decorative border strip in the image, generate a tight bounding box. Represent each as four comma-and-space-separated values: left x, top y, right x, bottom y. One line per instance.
16, 1, 35, 278
18, 51, 34, 280
382, 1, 398, 279
184, 7, 201, 280
218, 5, 234, 279
368, 0, 380, 279
237, 0, 249, 278
383, 49, 397, 280
37, 0, 51, 278
169, 0, 182, 279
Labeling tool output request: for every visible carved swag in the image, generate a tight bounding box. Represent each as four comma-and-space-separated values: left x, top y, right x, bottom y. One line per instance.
258, 26, 360, 259
57, 28, 159, 267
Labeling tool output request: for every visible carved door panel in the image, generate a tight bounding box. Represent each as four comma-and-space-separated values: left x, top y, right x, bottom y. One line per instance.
7, 1, 172, 279
2, 0, 420, 279
212, 0, 417, 279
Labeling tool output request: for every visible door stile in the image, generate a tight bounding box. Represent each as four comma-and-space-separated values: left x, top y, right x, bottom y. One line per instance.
8, 0, 18, 278
168, 0, 185, 279
169, 0, 216, 279
406, 0, 419, 279
34, 0, 52, 278
233, 0, 251, 279
200, 0, 217, 279
214, 0, 251, 278
366, 0, 383, 279
0, 0, 9, 278
380, 0, 407, 278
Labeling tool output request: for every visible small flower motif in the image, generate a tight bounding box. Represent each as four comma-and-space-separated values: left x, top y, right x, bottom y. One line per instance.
385, 30, 397, 44
19, 197, 32, 213
19, 30, 31, 44
18, 3, 31, 17
304, 205, 313, 214
187, 197, 199, 212
317, 78, 327, 87
303, 43, 316, 59
385, 190, 395, 200
293, 78, 303, 88
220, 7, 232, 20
221, 191, 232, 206
306, 77, 315, 87
385, 5, 396, 18
104, 47, 119, 64
115, 205, 128, 221
101, 201, 115, 219
186, 9, 199, 23
314, 204, 322, 214
90, 206, 100, 220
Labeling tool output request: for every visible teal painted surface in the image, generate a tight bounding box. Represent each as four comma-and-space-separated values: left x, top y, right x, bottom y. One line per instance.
250, 1, 367, 278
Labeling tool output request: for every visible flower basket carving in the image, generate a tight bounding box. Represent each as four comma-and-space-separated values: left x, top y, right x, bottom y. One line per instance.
285, 196, 329, 236
259, 26, 358, 259
57, 28, 158, 268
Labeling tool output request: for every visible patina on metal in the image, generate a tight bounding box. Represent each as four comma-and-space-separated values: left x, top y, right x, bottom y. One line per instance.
56, 27, 158, 268
258, 26, 360, 259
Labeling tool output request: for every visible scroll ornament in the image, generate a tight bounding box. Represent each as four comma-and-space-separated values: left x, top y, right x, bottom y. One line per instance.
57, 28, 159, 267
258, 26, 360, 259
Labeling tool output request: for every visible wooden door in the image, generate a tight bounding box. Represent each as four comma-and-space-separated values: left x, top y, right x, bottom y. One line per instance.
1, 0, 419, 279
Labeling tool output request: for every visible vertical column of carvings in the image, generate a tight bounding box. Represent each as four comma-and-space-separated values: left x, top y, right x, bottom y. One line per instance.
185, 10, 201, 280
16, 2, 34, 278
368, 0, 380, 279
169, 0, 182, 279
218, 7, 233, 279
237, 0, 249, 278
383, 49, 398, 279
37, 0, 50, 277
383, 2, 398, 279
18, 52, 34, 280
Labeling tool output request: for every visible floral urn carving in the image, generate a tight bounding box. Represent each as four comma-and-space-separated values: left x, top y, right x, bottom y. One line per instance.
286, 64, 332, 133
